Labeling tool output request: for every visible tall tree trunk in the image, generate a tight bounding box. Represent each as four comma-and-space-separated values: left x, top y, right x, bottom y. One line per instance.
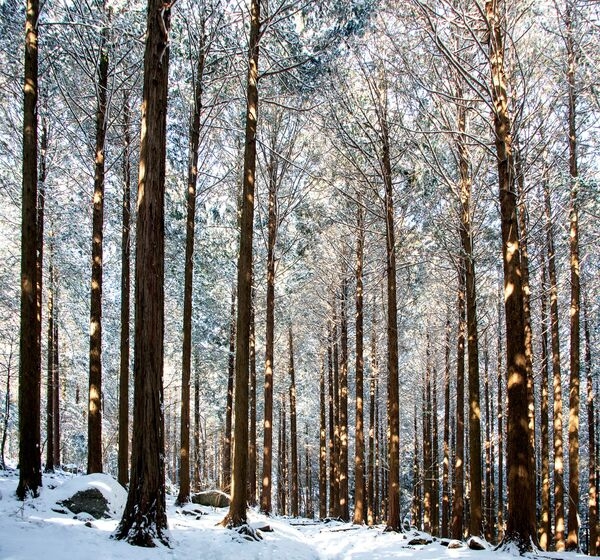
327, 323, 337, 517
279, 395, 288, 515
456, 85, 482, 537
223, 286, 235, 490
585, 297, 598, 554
319, 354, 327, 519
52, 293, 60, 467
545, 176, 565, 551
114, 0, 172, 546
353, 202, 365, 525
289, 327, 299, 517
87, 7, 109, 475
248, 287, 257, 505
367, 315, 378, 526
539, 248, 551, 550
379, 85, 401, 533
565, 2, 581, 550
17, 0, 42, 500
332, 303, 341, 518
423, 351, 432, 534
432, 365, 439, 536
452, 265, 466, 541
177, 27, 206, 506
46, 259, 54, 473
496, 294, 504, 542
485, 1, 536, 549
194, 350, 201, 490
413, 402, 421, 529
118, 92, 131, 488
1, 346, 14, 469
223, 0, 259, 527
442, 316, 451, 538
339, 277, 349, 521
484, 339, 493, 542
260, 138, 277, 515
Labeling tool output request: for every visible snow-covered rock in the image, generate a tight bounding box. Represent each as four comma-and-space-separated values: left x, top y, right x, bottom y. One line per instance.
191, 489, 230, 508
53, 473, 126, 519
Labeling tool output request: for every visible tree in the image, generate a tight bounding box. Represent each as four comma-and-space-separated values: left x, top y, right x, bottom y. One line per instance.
484, 0, 537, 550
87, 0, 110, 475
17, 0, 42, 500
221, 0, 259, 530
113, 0, 173, 546
289, 326, 299, 517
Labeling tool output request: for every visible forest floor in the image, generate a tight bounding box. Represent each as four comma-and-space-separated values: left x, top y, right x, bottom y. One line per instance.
0, 469, 588, 560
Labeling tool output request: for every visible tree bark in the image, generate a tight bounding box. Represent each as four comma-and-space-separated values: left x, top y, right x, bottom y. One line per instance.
248, 287, 257, 505
353, 201, 365, 525
565, 2, 580, 550
442, 316, 451, 538
485, 1, 537, 550
87, 6, 109, 475
367, 315, 378, 526
17, 0, 42, 500
327, 323, 337, 517
319, 354, 327, 519
113, 0, 171, 546
496, 294, 504, 542
177, 24, 206, 506
545, 177, 565, 551
118, 92, 131, 488
222, 0, 259, 527
451, 265, 465, 541
339, 277, 349, 521
223, 286, 235, 490
289, 327, 299, 517
539, 248, 551, 550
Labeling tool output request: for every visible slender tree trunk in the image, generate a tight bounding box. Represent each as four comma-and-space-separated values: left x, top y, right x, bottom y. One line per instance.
353, 202, 365, 525
442, 316, 451, 538
539, 248, 551, 550
496, 294, 504, 541
260, 142, 277, 515
545, 177, 565, 551
118, 91, 131, 488
289, 327, 299, 517
379, 86, 401, 533
484, 340, 492, 542
223, 286, 235, 490
17, 0, 42, 500
423, 354, 432, 534
177, 28, 206, 505
339, 277, 349, 521
194, 350, 201, 490
585, 297, 598, 554
114, 0, 171, 545
413, 402, 421, 529
367, 316, 378, 526
565, 2, 581, 550
280, 395, 287, 515
456, 86, 482, 538
87, 7, 109, 475
432, 366, 439, 536
319, 354, 327, 519
46, 245, 54, 473
452, 265, 466, 541
223, 0, 259, 527
485, 2, 537, 549
1, 346, 13, 469
248, 288, 257, 506
332, 304, 341, 518
327, 323, 336, 517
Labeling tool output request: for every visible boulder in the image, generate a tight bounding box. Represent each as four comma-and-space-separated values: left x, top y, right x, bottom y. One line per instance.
447, 539, 464, 549
191, 490, 230, 508
58, 488, 109, 519
407, 536, 433, 546
467, 536, 487, 550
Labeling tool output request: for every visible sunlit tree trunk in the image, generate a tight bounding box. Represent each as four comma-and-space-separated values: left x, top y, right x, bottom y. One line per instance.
432, 364, 439, 536
413, 402, 422, 529
319, 354, 327, 519
565, 1, 581, 550
223, 286, 235, 490
327, 323, 337, 517
367, 315, 378, 526
485, 1, 536, 549
248, 288, 257, 505
114, 0, 172, 545
223, 0, 260, 526
353, 202, 365, 525
451, 265, 465, 541
332, 303, 341, 518
545, 177, 565, 551
339, 277, 349, 521
17, 0, 42, 500
496, 293, 504, 541
539, 248, 551, 550
87, 5, 109, 475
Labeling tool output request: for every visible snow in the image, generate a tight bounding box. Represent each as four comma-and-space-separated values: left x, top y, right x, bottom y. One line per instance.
0, 470, 588, 560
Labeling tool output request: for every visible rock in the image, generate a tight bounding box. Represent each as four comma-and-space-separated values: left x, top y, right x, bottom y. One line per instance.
58, 488, 109, 519
447, 539, 464, 549
467, 536, 487, 550
440, 538, 451, 547
407, 536, 433, 546
191, 490, 230, 508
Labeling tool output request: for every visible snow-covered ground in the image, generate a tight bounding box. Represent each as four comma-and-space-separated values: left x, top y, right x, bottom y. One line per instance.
0, 469, 585, 560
